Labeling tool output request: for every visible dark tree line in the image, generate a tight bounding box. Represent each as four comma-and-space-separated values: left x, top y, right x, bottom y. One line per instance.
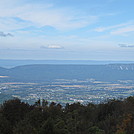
0, 96, 134, 134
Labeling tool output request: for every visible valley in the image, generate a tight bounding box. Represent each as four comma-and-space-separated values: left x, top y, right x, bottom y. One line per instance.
0, 78, 134, 105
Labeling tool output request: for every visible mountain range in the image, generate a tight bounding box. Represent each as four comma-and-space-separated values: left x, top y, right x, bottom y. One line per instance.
0, 64, 134, 82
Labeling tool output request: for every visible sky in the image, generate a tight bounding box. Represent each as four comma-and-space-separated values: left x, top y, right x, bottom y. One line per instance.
0, 0, 134, 60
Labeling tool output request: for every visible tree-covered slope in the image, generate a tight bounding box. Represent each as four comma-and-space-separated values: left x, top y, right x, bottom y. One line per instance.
0, 97, 134, 134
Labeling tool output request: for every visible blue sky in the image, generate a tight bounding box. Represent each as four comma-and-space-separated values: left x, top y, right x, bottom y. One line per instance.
0, 0, 134, 60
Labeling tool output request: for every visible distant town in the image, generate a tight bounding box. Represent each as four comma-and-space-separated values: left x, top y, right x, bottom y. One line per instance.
1, 78, 134, 105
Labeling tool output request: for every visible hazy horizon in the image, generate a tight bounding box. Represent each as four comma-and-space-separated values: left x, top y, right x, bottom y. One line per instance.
1, 59, 134, 69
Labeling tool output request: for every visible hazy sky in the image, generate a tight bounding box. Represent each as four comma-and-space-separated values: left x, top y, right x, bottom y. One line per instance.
0, 0, 134, 60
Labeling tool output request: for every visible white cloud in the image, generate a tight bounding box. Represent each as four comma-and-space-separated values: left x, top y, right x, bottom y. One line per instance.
0, 1, 98, 31
94, 22, 132, 32
40, 45, 64, 49
111, 25, 134, 35
94, 21, 134, 37
0, 17, 33, 31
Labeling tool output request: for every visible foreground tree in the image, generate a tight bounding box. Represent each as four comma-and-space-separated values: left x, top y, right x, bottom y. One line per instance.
0, 96, 134, 134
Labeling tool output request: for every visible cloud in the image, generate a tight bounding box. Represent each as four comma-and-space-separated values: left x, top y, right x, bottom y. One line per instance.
118, 44, 134, 48
0, 31, 13, 37
111, 25, 134, 35
94, 22, 132, 32
0, 1, 98, 31
40, 45, 64, 49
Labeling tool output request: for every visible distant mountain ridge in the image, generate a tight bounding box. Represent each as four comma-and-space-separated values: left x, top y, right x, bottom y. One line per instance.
1, 59, 134, 68
0, 64, 134, 82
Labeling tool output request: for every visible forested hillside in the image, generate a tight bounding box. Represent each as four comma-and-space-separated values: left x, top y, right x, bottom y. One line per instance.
0, 97, 134, 134
1, 64, 134, 82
